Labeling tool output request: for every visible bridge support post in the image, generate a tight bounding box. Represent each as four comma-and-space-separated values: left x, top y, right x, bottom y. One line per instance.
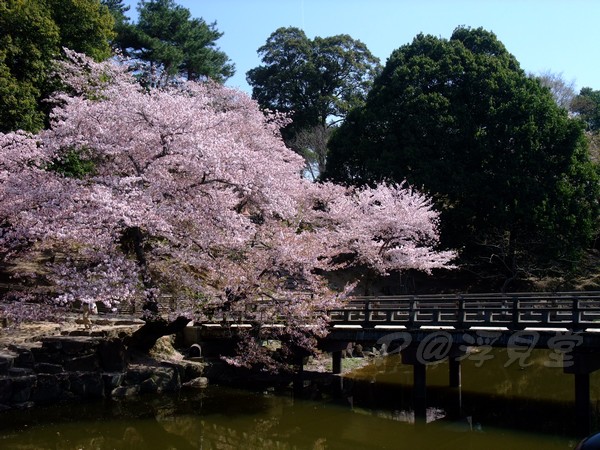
401, 347, 428, 423
401, 344, 466, 424
564, 351, 600, 437
332, 350, 342, 375
574, 372, 591, 437
413, 361, 427, 423
293, 354, 305, 397
448, 348, 465, 418
448, 356, 462, 418
449, 357, 461, 388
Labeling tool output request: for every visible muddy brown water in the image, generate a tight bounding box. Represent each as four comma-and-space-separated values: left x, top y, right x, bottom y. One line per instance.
0, 348, 594, 449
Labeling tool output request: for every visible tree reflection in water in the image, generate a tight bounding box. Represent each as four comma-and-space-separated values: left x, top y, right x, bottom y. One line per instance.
0, 383, 577, 450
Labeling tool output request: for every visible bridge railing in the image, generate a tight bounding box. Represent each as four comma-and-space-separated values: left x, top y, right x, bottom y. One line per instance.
327, 292, 600, 330
92, 291, 600, 331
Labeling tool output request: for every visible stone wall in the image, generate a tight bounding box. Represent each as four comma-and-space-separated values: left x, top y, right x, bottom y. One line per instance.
0, 334, 205, 411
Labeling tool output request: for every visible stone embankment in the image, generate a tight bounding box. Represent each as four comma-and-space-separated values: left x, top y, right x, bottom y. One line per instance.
0, 323, 206, 411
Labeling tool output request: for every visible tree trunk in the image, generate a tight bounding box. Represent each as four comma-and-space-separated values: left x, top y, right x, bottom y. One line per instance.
126, 316, 191, 354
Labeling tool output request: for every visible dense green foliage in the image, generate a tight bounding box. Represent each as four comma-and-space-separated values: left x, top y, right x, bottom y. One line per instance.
101, 0, 130, 26
572, 87, 600, 132
0, 0, 115, 133
49, 0, 115, 61
0, 0, 59, 132
247, 27, 381, 176
571, 88, 600, 168
112, 0, 234, 86
325, 27, 600, 282
47, 148, 96, 179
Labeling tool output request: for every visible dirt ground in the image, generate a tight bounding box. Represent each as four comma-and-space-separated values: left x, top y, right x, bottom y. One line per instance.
0, 314, 144, 350
0, 316, 374, 377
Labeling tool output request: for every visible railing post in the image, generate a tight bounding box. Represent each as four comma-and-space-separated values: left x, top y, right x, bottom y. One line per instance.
409, 297, 417, 328
573, 298, 581, 330
512, 297, 520, 329
363, 299, 371, 328
458, 296, 465, 329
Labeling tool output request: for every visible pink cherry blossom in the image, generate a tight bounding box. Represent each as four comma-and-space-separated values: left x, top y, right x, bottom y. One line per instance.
0, 51, 456, 366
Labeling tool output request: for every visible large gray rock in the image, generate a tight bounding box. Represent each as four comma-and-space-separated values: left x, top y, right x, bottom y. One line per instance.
160, 361, 186, 383
102, 372, 125, 392
98, 338, 128, 372
0, 353, 15, 375
8, 345, 35, 369
140, 377, 159, 394
10, 374, 37, 403
41, 336, 101, 355
111, 385, 140, 399
63, 354, 100, 372
2, 332, 201, 407
30, 347, 60, 365
182, 377, 208, 390
124, 366, 154, 385
126, 365, 180, 393
0, 376, 12, 403
161, 360, 204, 383
34, 363, 64, 374
12, 401, 34, 410
69, 372, 104, 398
31, 373, 69, 404
8, 367, 33, 377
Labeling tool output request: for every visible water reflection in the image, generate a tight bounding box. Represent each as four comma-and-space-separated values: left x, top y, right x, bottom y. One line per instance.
1, 348, 594, 449
345, 348, 600, 437
0, 385, 578, 449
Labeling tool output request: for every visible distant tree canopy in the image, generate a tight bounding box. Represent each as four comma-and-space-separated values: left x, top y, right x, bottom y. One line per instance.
572, 87, 600, 132
247, 27, 381, 177
325, 26, 600, 284
535, 70, 576, 110
111, 0, 234, 87
571, 87, 600, 166
0, 0, 115, 133
101, 0, 131, 36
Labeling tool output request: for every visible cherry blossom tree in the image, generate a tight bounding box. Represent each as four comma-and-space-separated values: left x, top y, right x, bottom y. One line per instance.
0, 51, 455, 369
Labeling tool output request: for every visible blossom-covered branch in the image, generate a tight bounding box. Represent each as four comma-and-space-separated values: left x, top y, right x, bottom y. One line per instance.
0, 51, 456, 368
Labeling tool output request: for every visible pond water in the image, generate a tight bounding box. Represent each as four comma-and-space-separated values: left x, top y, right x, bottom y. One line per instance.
0, 348, 595, 449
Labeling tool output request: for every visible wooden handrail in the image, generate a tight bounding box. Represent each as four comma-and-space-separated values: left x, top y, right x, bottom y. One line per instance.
327, 292, 600, 330
81, 291, 600, 331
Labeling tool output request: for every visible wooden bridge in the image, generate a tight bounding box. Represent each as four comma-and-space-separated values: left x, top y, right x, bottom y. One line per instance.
323, 292, 600, 436
183, 291, 600, 436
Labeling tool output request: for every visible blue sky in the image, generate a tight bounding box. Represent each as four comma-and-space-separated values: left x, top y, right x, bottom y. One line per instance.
122, 0, 600, 94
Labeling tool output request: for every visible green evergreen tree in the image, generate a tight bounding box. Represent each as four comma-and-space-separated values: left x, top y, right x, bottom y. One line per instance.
325, 27, 600, 285
572, 87, 600, 132
247, 27, 381, 177
0, 0, 115, 132
113, 0, 234, 87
